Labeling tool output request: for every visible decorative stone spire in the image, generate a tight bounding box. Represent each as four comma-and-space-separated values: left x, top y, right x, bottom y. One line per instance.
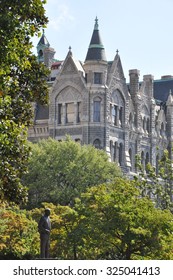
85, 17, 107, 62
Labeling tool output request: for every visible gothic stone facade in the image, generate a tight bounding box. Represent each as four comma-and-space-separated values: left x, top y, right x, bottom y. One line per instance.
28, 19, 173, 175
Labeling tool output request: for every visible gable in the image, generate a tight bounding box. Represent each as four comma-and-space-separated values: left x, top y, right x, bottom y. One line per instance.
61, 57, 79, 75
107, 54, 125, 86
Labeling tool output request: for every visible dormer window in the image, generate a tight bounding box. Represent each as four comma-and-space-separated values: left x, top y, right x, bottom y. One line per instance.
94, 72, 102, 84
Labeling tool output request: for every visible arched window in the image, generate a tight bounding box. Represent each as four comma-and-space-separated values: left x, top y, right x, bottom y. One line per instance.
55, 86, 82, 126
93, 139, 101, 149
93, 97, 101, 122
110, 89, 125, 127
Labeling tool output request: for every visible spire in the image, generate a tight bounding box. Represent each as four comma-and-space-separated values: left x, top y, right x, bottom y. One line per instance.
68, 46, 72, 56
36, 30, 55, 67
94, 16, 99, 30
37, 30, 50, 47
85, 17, 107, 62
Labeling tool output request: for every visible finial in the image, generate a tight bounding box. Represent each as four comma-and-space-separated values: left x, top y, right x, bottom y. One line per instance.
116, 49, 119, 55
43, 28, 45, 34
169, 89, 172, 95
68, 46, 72, 55
94, 16, 99, 30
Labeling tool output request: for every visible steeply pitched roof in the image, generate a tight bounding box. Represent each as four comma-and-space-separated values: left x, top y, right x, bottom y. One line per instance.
37, 30, 50, 47
85, 17, 107, 62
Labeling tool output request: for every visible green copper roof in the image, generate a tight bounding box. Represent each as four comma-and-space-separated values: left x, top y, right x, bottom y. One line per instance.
85, 18, 107, 62
89, 44, 104, 49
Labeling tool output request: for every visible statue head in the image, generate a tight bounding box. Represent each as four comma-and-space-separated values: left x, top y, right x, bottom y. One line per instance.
44, 208, 51, 217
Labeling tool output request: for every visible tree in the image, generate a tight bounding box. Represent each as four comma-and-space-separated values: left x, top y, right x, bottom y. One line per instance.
22, 137, 122, 208
0, 201, 39, 259
134, 150, 173, 211
76, 178, 173, 260
30, 179, 173, 260
0, 0, 49, 204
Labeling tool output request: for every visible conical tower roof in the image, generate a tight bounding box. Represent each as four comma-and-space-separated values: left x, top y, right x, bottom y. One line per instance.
85, 17, 106, 62
37, 30, 50, 47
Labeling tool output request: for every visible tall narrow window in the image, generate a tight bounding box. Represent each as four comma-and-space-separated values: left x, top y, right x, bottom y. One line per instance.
110, 141, 113, 161
93, 100, 101, 122
156, 154, 159, 175
129, 148, 132, 170
112, 105, 118, 125
77, 102, 81, 123
94, 72, 102, 84
141, 151, 145, 167
85, 73, 88, 83
113, 142, 117, 162
66, 103, 74, 123
58, 104, 62, 124
119, 143, 123, 166
147, 118, 150, 133
119, 107, 123, 126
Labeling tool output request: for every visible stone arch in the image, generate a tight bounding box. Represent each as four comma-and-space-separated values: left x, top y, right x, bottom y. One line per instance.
111, 89, 124, 106
56, 86, 82, 103
93, 138, 101, 149
110, 89, 125, 127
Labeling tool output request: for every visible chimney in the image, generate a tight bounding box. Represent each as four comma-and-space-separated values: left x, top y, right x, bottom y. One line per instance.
129, 69, 140, 100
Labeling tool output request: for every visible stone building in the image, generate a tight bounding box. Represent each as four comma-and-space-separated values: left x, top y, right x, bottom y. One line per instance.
28, 18, 173, 174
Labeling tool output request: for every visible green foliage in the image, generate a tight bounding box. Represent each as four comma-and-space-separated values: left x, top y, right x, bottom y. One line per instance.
31, 180, 173, 260
74, 179, 173, 260
134, 151, 173, 211
0, 1, 49, 203
0, 201, 39, 259
23, 137, 122, 207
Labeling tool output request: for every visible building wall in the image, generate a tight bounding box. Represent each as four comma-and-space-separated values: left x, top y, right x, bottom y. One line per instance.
29, 28, 173, 175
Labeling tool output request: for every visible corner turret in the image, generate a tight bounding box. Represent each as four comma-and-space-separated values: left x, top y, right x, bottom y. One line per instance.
37, 30, 56, 68
83, 18, 107, 86
85, 17, 106, 62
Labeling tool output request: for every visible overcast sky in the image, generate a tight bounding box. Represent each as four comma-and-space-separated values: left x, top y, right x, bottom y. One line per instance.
33, 0, 173, 81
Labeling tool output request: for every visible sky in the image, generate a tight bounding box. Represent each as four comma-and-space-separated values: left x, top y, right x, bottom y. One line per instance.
32, 0, 173, 81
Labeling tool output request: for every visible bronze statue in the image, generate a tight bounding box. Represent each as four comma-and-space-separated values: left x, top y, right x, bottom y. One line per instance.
38, 208, 51, 259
